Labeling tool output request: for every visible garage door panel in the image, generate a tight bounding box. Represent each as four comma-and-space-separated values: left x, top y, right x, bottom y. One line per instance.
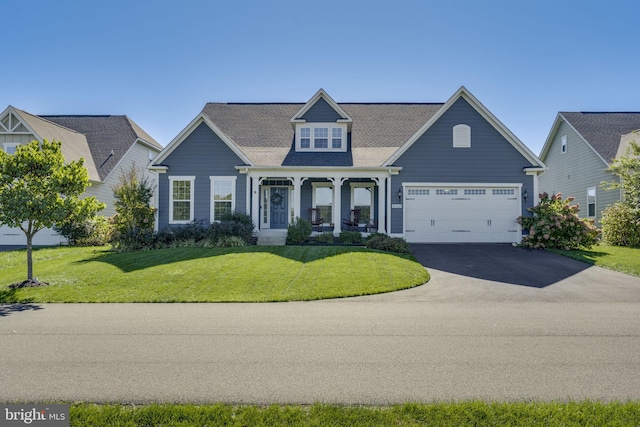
404, 185, 520, 243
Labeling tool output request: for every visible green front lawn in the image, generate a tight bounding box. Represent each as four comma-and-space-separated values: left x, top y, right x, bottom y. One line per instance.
550, 243, 640, 277
0, 246, 429, 303
70, 401, 640, 427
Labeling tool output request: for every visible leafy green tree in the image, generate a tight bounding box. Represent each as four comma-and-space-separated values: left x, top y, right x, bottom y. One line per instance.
110, 164, 156, 250
0, 139, 105, 282
601, 138, 640, 246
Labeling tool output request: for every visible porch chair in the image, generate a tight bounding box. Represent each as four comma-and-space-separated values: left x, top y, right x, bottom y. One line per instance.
308, 208, 324, 231
342, 209, 361, 230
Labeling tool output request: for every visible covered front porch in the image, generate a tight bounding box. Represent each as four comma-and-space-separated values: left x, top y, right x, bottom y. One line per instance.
237, 166, 401, 235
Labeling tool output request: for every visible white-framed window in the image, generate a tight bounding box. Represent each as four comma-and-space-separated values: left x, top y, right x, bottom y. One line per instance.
296, 123, 347, 152
561, 135, 568, 153
169, 176, 195, 224
453, 124, 471, 148
312, 183, 334, 225
587, 187, 596, 217
210, 176, 236, 221
351, 183, 374, 225
2, 142, 19, 154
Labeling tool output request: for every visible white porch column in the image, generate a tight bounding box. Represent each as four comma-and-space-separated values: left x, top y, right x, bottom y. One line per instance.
250, 175, 260, 231
291, 176, 302, 220
331, 176, 347, 235
245, 172, 251, 215
376, 176, 387, 234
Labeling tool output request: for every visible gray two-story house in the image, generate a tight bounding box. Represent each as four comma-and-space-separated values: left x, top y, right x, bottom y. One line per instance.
539, 112, 640, 223
151, 87, 545, 243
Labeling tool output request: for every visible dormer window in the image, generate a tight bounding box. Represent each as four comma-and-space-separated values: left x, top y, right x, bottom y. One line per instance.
296, 123, 347, 152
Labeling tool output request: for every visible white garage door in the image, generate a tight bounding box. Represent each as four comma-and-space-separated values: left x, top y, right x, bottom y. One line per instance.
404, 185, 521, 243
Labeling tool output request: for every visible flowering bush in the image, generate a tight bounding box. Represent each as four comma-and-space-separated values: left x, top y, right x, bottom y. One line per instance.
517, 192, 600, 250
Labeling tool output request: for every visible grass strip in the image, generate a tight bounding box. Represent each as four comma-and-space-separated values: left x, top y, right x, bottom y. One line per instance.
69, 401, 640, 426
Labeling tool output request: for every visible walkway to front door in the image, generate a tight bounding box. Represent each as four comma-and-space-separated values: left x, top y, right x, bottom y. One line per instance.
270, 187, 289, 229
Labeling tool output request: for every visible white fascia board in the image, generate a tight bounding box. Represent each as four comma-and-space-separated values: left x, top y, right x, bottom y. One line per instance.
236, 165, 402, 173
383, 86, 545, 168
152, 113, 254, 166
289, 88, 353, 124
5, 107, 44, 142
539, 113, 564, 161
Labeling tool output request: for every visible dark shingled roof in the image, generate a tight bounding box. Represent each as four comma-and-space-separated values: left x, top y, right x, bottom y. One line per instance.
41, 115, 162, 181
560, 112, 640, 163
201, 103, 443, 167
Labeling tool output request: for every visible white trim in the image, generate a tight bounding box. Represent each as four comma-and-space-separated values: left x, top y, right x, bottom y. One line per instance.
2, 142, 20, 154
152, 114, 254, 166
383, 86, 545, 168
350, 182, 375, 226
289, 88, 353, 125
561, 135, 568, 154
295, 123, 347, 152
312, 182, 334, 226
169, 176, 195, 224
587, 186, 596, 218
209, 176, 237, 222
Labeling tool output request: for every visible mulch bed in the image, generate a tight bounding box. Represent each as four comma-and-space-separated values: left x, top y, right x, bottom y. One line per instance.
8, 279, 49, 289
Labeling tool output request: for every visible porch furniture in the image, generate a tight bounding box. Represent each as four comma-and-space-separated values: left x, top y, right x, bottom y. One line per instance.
365, 219, 378, 233
308, 208, 324, 231
342, 209, 361, 230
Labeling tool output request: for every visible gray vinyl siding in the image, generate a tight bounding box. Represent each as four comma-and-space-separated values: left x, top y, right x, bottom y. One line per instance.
389, 98, 535, 234
157, 122, 247, 229
0, 133, 35, 144
85, 142, 161, 216
301, 98, 343, 122
539, 120, 620, 224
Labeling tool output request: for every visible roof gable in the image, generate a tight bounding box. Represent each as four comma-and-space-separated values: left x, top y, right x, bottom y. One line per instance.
41, 115, 162, 181
383, 86, 545, 168
543, 112, 640, 164
290, 89, 352, 124
5, 107, 101, 182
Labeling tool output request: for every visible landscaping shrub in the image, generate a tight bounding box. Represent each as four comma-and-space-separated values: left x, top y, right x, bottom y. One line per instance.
365, 233, 410, 253
339, 231, 363, 245
517, 192, 600, 250
215, 235, 246, 247
317, 232, 335, 245
110, 165, 156, 251
286, 217, 312, 244
55, 216, 111, 246
601, 202, 640, 247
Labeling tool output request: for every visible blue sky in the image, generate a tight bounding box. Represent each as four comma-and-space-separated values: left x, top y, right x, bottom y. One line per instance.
4, 0, 639, 155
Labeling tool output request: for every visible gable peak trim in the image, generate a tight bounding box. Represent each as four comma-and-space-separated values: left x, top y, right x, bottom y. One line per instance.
289, 88, 353, 124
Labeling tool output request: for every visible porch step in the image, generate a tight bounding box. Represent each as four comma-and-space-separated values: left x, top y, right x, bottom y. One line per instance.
256, 230, 287, 246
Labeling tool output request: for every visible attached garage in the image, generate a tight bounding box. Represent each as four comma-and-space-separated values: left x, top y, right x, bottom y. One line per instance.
403, 184, 522, 243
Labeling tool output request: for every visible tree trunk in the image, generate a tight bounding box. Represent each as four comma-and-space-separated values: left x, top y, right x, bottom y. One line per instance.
26, 233, 33, 280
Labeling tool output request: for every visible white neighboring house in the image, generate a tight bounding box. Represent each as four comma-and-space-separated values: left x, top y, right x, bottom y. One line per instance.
0, 106, 163, 246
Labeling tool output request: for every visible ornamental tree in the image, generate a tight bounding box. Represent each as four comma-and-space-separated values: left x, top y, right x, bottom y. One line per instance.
0, 139, 105, 283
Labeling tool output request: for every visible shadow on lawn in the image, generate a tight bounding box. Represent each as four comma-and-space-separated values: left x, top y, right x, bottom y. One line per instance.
0, 288, 41, 315
77, 245, 413, 273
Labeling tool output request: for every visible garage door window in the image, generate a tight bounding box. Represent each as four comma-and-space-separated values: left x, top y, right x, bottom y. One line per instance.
436, 189, 458, 195
492, 189, 515, 195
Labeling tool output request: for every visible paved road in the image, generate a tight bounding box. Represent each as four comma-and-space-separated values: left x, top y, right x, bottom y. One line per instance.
1, 245, 640, 404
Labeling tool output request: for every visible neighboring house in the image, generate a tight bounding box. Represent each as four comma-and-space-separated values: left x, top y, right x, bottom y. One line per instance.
0, 106, 163, 245
151, 87, 545, 244
539, 112, 640, 223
